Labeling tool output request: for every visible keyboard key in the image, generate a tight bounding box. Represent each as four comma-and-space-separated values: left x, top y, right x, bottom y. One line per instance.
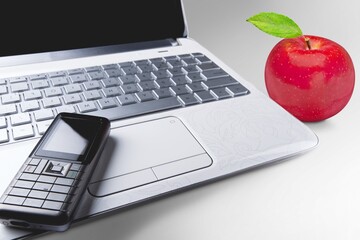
98, 98, 118, 109
63, 94, 82, 104
2, 93, 21, 104
120, 84, 138, 94
152, 88, 172, 99
69, 74, 88, 83
201, 76, 239, 90
51, 76, 69, 86
10, 82, 29, 92
0, 129, 9, 143
0, 104, 18, 116
20, 100, 41, 112
83, 90, 102, 101
119, 75, 138, 84
44, 87, 63, 97
77, 101, 97, 113
210, 87, 232, 100
137, 81, 156, 91
187, 72, 204, 82
0, 117, 7, 128
24, 90, 43, 100
0, 85, 8, 94
10, 113, 31, 126
32, 80, 49, 89
201, 69, 228, 79
88, 71, 106, 80
64, 84, 82, 94
102, 87, 122, 97
9, 76, 27, 84
177, 94, 199, 106
135, 91, 155, 102
169, 85, 189, 96
12, 124, 35, 140
83, 81, 101, 90
136, 72, 153, 82
48, 71, 66, 78
56, 105, 76, 114
185, 83, 205, 93
34, 109, 54, 121
194, 91, 216, 103
117, 94, 137, 105
42, 97, 62, 108
105, 69, 125, 78
101, 77, 120, 88
29, 73, 47, 81
226, 84, 250, 96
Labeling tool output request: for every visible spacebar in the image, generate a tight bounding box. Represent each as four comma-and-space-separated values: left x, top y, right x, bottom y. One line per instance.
87, 97, 182, 121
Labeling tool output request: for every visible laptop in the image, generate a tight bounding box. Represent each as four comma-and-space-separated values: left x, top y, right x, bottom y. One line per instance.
0, 0, 318, 239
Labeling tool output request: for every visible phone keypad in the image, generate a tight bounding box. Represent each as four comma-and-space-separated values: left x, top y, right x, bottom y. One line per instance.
0, 157, 83, 211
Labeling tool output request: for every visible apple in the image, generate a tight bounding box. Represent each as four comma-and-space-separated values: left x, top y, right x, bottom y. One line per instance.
265, 35, 355, 121
247, 12, 355, 122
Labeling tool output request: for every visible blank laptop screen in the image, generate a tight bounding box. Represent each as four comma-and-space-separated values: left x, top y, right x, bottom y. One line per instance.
0, 0, 186, 57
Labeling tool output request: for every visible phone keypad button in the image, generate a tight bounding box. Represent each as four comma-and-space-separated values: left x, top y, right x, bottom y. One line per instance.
14, 180, 35, 189
19, 173, 39, 182
4, 196, 26, 205
9, 188, 30, 197
55, 178, 74, 186
66, 171, 78, 179
33, 159, 48, 174
29, 158, 41, 166
24, 165, 37, 173
51, 185, 71, 194
23, 198, 44, 208
47, 192, 67, 202
38, 175, 56, 184
42, 201, 63, 211
28, 190, 49, 199
33, 182, 52, 192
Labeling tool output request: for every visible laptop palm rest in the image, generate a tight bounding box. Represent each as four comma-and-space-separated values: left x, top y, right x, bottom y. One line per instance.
88, 116, 212, 197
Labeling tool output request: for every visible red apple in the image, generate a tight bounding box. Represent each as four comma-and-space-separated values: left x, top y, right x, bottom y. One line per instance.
265, 35, 355, 122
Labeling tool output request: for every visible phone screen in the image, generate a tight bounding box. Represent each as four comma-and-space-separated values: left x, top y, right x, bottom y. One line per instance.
35, 116, 102, 162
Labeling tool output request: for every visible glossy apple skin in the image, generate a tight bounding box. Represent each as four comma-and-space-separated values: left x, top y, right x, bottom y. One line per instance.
265, 35, 355, 122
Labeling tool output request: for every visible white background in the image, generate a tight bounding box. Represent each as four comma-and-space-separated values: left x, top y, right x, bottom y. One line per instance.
38, 0, 360, 239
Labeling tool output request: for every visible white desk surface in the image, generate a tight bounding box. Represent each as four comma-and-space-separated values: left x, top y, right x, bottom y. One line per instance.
38, 0, 360, 239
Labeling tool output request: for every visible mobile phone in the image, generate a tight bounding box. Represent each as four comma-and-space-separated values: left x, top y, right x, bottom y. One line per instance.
0, 112, 110, 231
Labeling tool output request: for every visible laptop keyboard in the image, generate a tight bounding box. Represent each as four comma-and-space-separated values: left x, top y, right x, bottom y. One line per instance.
0, 52, 249, 144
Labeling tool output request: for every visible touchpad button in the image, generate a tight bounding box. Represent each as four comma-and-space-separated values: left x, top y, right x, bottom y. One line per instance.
88, 117, 212, 197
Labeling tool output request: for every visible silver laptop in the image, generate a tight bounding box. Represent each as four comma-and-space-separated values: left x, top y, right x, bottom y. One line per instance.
0, 1, 318, 239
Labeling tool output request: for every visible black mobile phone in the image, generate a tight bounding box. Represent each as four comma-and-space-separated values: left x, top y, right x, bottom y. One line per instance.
0, 112, 110, 231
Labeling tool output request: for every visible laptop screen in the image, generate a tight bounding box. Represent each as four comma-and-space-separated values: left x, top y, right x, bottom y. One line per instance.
0, 0, 186, 58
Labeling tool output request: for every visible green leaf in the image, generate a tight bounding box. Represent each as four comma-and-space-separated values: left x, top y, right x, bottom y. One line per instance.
247, 12, 303, 38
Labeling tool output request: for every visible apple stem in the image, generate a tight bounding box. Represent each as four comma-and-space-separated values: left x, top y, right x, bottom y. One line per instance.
305, 37, 311, 50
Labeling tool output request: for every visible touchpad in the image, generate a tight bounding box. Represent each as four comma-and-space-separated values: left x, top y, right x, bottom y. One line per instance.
88, 116, 212, 197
